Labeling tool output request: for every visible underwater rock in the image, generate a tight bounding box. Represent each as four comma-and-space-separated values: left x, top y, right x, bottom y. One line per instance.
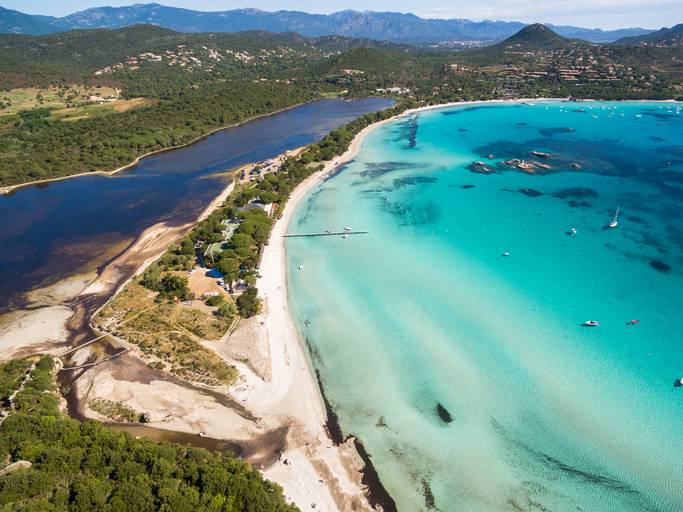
436, 403, 453, 423
649, 260, 672, 273
519, 188, 543, 197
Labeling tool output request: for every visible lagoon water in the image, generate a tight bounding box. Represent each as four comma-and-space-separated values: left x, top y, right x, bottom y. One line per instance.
0, 98, 392, 314
286, 102, 683, 511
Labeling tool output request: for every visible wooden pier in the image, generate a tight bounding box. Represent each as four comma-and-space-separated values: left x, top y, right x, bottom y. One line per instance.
283, 231, 369, 238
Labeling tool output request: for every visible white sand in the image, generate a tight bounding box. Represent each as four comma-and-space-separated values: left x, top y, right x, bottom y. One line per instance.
246, 122, 397, 510
0, 306, 73, 360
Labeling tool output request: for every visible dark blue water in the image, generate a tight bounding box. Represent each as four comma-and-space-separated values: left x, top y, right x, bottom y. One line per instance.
0, 98, 393, 313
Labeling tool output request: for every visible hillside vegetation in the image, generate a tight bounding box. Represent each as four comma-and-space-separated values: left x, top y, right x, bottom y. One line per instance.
0, 356, 297, 511
0, 24, 681, 188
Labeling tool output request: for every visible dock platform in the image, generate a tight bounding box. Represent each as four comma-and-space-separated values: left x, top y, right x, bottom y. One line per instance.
283, 231, 369, 238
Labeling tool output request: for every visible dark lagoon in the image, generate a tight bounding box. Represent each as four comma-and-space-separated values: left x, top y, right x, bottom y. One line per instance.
0, 98, 393, 313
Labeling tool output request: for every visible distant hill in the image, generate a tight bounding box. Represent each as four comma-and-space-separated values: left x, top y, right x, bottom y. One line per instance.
0, 3, 651, 44
495, 23, 577, 50
615, 23, 683, 46
0, 24, 412, 90
0, 6, 58, 35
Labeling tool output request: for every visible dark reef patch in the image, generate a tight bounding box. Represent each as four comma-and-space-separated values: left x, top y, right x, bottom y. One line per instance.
626, 215, 647, 225
377, 194, 441, 226
567, 200, 592, 208
392, 176, 438, 189
519, 188, 543, 197
421, 477, 438, 510
649, 136, 665, 142
407, 115, 419, 149
649, 260, 672, 273
360, 161, 417, 179
490, 419, 645, 500
552, 187, 600, 199
458, 128, 468, 132
657, 145, 683, 157
538, 127, 576, 137
436, 403, 453, 423
323, 160, 353, 182
392, 115, 419, 150
461, 184, 476, 189
441, 105, 502, 116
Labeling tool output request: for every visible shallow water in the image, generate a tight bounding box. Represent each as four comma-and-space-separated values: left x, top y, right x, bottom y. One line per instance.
287, 101, 683, 511
0, 98, 393, 314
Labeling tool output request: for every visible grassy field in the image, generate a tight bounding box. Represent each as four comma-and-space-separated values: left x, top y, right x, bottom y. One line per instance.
0, 85, 151, 121
94, 282, 237, 387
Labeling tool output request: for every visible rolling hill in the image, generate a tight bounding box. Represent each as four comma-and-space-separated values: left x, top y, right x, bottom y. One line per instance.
0, 6, 58, 35
492, 23, 579, 50
615, 23, 683, 46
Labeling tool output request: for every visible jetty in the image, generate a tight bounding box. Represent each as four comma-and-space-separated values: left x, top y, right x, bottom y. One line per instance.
283, 231, 369, 238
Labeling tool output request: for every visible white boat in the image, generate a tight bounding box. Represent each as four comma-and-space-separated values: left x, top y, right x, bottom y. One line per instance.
570, 227, 578, 235
609, 206, 620, 228
298, 265, 304, 271
502, 252, 510, 257
583, 320, 600, 327
344, 226, 352, 231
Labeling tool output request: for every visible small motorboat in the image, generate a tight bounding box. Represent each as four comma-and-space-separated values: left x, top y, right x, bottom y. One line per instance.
341, 234, 348, 239
487, 154, 495, 160
344, 226, 352, 231
627, 319, 640, 325
583, 320, 600, 327
674, 377, 683, 389
298, 265, 304, 271
501, 252, 510, 257
570, 227, 578, 235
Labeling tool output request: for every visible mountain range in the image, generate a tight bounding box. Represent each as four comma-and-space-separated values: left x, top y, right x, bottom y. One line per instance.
0, 3, 653, 44
615, 23, 683, 45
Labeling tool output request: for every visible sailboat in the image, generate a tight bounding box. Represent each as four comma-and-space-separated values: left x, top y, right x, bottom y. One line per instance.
609, 206, 620, 228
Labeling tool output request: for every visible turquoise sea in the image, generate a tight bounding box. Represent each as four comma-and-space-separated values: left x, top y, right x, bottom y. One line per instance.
286, 101, 683, 511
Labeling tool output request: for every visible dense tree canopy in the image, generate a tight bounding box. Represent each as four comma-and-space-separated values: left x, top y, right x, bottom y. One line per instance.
0, 356, 298, 511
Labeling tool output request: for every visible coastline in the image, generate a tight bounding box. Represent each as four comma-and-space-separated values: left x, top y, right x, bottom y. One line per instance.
272, 97, 683, 511
4, 96, 680, 510
252, 114, 405, 509
254, 96, 578, 508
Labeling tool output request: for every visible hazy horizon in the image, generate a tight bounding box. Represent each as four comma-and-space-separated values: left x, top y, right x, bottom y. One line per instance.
5, 0, 682, 31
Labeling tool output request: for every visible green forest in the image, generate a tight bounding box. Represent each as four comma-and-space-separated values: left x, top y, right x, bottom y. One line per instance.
0, 24, 681, 188
0, 356, 297, 511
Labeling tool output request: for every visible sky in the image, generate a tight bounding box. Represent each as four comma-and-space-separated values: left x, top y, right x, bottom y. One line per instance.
4, 0, 683, 30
